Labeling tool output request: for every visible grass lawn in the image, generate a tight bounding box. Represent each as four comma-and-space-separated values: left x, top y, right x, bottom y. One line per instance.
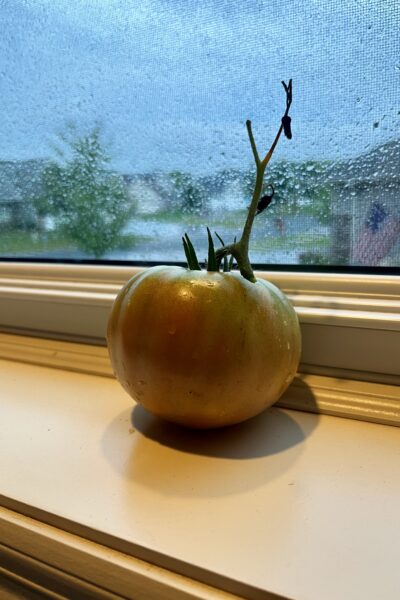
0, 231, 73, 254
0, 231, 148, 256
139, 208, 329, 231
0, 224, 329, 260
250, 233, 330, 252
139, 209, 248, 227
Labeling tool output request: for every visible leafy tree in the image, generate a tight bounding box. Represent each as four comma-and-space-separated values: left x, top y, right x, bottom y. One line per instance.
38, 127, 133, 258
170, 171, 206, 215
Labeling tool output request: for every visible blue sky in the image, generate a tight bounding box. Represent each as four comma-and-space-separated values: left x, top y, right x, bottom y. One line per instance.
1, 0, 399, 174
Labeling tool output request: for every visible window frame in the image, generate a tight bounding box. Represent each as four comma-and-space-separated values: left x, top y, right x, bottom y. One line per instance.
0, 261, 398, 385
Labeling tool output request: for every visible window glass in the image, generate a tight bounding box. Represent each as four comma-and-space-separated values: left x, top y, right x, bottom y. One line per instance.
1, 0, 399, 267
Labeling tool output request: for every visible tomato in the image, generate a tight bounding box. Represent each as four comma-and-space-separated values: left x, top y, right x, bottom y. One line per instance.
107, 265, 301, 428
108, 79, 299, 428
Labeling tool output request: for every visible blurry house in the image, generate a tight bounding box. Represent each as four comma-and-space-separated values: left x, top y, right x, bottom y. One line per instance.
200, 170, 247, 213
326, 140, 400, 266
0, 159, 46, 230
123, 173, 175, 215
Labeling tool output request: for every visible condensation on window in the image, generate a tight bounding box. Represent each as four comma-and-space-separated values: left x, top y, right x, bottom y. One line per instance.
1, 0, 399, 267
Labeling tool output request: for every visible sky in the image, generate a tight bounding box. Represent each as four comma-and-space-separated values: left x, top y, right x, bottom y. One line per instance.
1, 0, 399, 174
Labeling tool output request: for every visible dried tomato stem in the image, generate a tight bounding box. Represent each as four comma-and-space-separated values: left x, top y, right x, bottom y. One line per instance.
246, 119, 261, 167
216, 80, 292, 283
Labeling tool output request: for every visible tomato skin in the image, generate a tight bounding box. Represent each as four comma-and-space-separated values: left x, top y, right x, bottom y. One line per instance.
107, 266, 301, 428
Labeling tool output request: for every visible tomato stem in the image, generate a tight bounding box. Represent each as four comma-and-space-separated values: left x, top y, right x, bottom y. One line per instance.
215, 79, 293, 283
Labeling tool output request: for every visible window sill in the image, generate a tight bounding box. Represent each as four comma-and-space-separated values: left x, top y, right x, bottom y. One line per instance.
0, 332, 398, 426
1, 355, 400, 600
0, 263, 399, 385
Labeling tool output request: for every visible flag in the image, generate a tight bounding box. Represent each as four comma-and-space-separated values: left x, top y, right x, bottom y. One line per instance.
353, 201, 400, 266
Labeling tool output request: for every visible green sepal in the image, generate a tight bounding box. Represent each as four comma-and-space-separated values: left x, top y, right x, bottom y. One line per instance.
214, 231, 225, 270
206, 227, 218, 271
228, 236, 236, 271
223, 256, 229, 272
183, 233, 201, 270
214, 231, 225, 247
182, 236, 192, 269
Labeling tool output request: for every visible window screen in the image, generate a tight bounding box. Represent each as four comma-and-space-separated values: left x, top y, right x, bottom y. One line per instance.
1, 1, 399, 267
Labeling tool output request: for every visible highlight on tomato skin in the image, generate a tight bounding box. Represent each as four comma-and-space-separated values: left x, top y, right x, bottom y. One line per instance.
107, 80, 300, 428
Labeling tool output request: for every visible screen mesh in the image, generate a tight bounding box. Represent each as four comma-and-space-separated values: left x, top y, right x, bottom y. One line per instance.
1, 0, 399, 267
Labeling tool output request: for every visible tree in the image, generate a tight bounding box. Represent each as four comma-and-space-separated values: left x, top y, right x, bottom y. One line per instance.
38, 127, 133, 258
170, 171, 206, 215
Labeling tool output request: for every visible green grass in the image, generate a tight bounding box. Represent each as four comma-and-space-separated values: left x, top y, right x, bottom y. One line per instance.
139, 209, 248, 228
114, 233, 150, 250
0, 225, 329, 259
250, 233, 330, 252
211, 210, 247, 229
139, 210, 209, 226
0, 231, 72, 254
140, 207, 329, 230
0, 230, 148, 256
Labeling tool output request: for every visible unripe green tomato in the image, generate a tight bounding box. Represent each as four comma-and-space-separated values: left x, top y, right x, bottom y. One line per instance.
107, 266, 301, 429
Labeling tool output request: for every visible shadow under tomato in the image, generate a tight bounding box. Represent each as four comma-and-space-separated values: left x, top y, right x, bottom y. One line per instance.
131, 404, 307, 460
101, 381, 319, 496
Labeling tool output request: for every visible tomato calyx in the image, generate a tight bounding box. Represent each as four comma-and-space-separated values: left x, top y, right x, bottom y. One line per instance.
182, 233, 201, 271
182, 79, 293, 284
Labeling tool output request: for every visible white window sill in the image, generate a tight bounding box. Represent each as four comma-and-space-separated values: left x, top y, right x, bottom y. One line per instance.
1, 355, 400, 600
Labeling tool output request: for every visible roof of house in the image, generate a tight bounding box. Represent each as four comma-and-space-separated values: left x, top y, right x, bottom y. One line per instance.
325, 139, 400, 187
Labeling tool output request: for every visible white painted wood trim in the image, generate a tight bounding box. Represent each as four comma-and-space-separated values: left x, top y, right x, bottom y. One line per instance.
0, 332, 398, 427
1, 507, 256, 600
0, 262, 398, 297
0, 264, 399, 378
0, 333, 113, 377
278, 373, 400, 426
0, 263, 398, 314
